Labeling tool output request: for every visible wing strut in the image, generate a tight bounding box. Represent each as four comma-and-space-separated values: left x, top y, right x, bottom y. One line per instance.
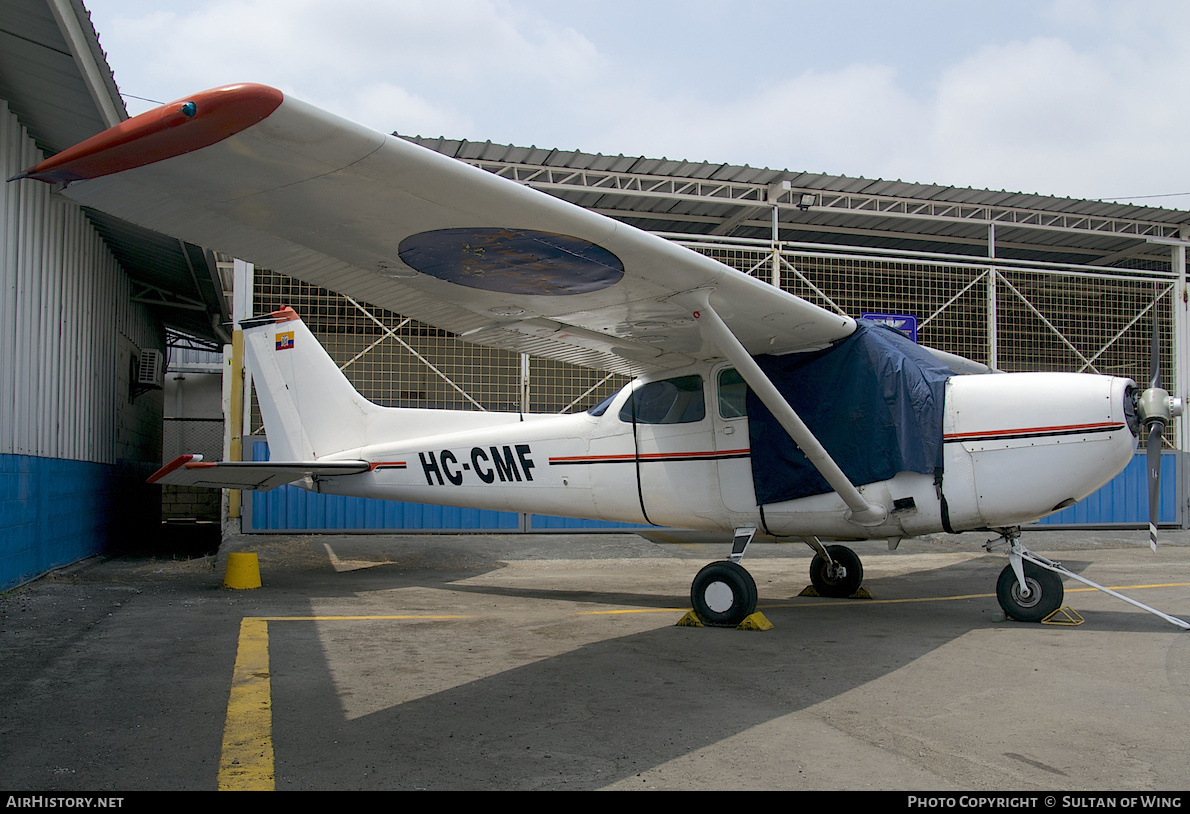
682, 290, 887, 526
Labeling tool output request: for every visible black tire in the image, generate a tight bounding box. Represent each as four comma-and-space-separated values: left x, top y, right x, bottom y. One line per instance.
690, 561, 758, 627
809, 545, 864, 598
996, 562, 1064, 623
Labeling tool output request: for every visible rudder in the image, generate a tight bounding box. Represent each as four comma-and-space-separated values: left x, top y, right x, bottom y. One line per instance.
242, 307, 377, 460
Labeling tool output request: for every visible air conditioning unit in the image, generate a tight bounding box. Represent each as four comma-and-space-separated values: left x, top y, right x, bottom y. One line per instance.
136, 349, 163, 389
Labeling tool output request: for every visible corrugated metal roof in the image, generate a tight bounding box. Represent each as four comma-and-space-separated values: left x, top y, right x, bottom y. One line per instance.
0, 0, 116, 153
404, 135, 1190, 268
0, 0, 228, 343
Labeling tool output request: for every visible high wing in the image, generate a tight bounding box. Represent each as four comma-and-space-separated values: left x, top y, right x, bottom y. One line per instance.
15, 83, 853, 375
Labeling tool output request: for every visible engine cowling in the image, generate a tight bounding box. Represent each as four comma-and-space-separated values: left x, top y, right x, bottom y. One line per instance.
941, 373, 1138, 529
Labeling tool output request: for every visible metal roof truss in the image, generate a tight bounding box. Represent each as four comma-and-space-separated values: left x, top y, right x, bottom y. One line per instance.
468, 159, 1186, 246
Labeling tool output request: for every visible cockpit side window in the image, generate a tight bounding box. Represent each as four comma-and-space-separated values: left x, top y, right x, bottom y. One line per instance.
619, 375, 705, 424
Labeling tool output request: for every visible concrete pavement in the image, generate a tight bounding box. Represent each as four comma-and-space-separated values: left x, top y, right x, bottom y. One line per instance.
1, 527, 1188, 790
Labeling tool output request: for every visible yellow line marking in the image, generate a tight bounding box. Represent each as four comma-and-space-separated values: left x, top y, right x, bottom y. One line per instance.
1067, 582, 1190, 592
576, 607, 689, 616
256, 615, 475, 621
218, 617, 274, 791
761, 582, 1190, 610
528, 582, 1188, 615
219, 614, 476, 791
767, 593, 994, 609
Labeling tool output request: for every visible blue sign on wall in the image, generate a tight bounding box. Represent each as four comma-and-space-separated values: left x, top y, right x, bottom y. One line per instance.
862, 312, 917, 342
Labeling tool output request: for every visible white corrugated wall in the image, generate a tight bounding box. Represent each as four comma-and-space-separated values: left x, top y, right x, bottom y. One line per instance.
1, 98, 161, 465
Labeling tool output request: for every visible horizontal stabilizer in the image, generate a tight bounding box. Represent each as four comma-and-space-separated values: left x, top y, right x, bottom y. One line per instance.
149, 454, 370, 491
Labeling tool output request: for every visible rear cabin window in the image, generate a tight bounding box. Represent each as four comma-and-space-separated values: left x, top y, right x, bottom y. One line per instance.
587, 391, 618, 416
717, 368, 748, 419
619, 375, 705, 424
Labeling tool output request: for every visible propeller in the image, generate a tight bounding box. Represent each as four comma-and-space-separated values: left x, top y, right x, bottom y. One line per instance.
1136, 297, 1184, 551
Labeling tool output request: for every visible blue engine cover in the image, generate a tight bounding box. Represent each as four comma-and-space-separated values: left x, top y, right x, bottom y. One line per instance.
748, 319, 953, 505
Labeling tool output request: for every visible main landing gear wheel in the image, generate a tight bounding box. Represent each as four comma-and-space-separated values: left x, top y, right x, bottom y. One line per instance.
690, 561, 758, 627
809, 544, 864, 598
996, 561, 1064, 623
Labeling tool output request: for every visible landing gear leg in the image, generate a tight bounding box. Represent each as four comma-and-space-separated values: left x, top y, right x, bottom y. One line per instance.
690, 527, 758, 627
987, 528, 1190, 628
988, 528, 1064, 623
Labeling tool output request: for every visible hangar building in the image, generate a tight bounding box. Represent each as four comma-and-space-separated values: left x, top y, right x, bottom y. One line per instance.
2, 0, 1188, 583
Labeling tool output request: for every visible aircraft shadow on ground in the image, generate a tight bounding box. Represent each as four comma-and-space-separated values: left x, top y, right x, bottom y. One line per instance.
258, 547, 1180, 790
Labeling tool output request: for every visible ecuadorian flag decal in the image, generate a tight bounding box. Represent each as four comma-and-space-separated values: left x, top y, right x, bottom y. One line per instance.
276, 331, 294, 351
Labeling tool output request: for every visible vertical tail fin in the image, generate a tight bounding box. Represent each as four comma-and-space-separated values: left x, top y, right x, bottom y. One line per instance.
242, 307, 377, 460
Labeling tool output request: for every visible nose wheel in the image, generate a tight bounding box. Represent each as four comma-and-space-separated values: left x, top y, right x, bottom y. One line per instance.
995, 561, 1063, 622
986, 527, 1189, 629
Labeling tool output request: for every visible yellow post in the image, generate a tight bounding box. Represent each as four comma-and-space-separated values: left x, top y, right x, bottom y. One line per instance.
228, 328, 244, 518
224, 552, 262, 589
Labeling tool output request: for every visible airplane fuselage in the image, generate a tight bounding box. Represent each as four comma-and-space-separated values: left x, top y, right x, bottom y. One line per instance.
309, 362, 1139, 540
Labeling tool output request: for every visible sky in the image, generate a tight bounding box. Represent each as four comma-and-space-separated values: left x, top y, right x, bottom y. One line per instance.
84, 0, 1190, 204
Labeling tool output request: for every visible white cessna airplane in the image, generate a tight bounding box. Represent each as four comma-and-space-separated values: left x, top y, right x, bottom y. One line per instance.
13, 84, 1185, 627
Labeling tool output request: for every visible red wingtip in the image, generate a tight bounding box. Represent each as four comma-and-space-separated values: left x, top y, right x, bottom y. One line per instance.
148, 453, 203, 483
17, 83, 284, 185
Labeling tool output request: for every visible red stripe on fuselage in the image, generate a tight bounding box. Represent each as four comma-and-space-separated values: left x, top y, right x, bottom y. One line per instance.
17, 84, 284, 185
368, 461, 407, 470
549, 449, 750, 465
944, 421, 1125, 441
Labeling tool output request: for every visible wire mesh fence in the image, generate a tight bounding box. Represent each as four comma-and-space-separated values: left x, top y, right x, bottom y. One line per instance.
164, 417, 224, 462
691, 244, 1177, 447
250, 270, 630, 434
249, 250, 1177, 445
692, 244, 1173, 382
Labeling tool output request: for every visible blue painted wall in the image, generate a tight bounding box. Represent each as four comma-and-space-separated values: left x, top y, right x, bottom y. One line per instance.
250, 485, 524, 532
0, 454, 156, 590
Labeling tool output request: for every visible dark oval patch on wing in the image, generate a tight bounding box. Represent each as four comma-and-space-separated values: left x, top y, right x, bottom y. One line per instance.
398, 228, 624, 295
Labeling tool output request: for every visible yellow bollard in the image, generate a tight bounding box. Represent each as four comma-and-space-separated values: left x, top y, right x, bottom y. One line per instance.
224, 552, 262, 589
